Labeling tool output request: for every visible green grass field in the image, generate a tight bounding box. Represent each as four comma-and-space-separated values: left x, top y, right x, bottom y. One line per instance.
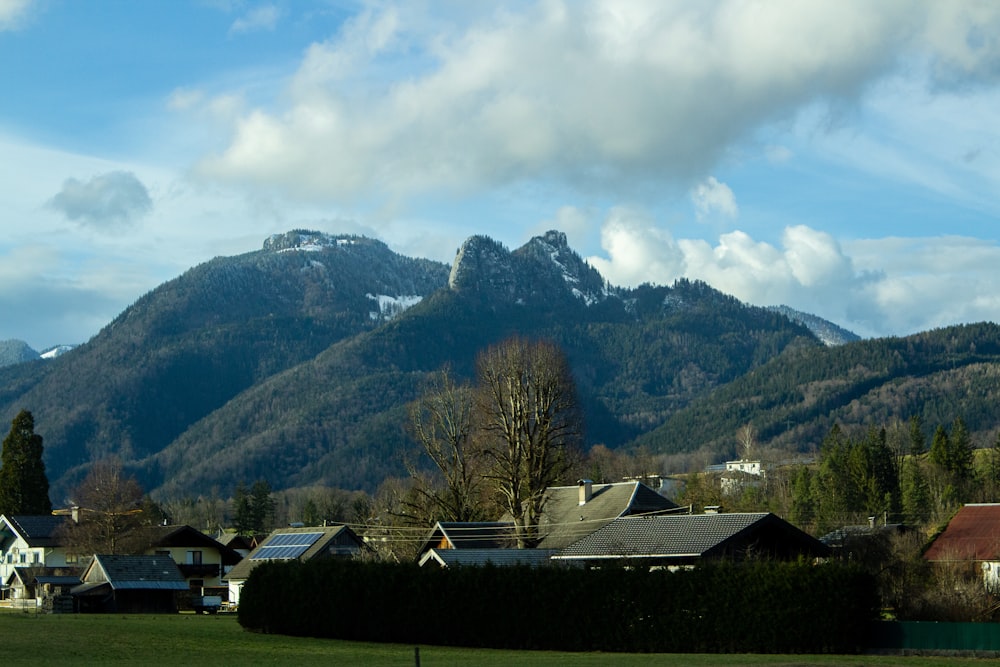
0, 611, 990, 666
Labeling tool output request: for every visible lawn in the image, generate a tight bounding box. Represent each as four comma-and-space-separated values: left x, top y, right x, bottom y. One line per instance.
0, 611, 990, 666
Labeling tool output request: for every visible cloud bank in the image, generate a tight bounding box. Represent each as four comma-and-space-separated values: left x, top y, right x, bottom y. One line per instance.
194, 1, 1000, 204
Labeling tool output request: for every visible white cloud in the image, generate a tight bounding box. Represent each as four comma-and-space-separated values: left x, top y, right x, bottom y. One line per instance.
691, 177, 738, 221
587, 213, 1000, 339
229, 4, 281, 35
203, 1, 1000, 201
586, 208, 686, 286
48, 171, 153, 230
0, 0, 32, 30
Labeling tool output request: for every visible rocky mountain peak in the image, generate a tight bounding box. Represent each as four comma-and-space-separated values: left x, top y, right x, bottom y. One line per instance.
263, 230, 371, 253
448, 235, 516, 294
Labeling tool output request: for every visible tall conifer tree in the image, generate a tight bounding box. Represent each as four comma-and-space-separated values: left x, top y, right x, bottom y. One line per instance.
0, 410, 52, 516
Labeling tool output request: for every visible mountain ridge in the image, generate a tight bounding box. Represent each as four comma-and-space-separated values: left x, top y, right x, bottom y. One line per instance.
6, 228, 986, 507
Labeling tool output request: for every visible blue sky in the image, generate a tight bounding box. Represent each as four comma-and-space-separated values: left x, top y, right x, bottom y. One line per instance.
2, 0, 1000, 350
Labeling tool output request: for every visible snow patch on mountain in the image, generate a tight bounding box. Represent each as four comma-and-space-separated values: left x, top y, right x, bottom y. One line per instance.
368, 294, 423, 321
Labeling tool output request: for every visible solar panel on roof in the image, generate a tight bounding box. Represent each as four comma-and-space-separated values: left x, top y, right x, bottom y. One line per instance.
250, 532, 324, 560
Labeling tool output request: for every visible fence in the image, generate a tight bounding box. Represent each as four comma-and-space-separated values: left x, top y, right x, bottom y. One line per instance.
869, 621, 1000, 656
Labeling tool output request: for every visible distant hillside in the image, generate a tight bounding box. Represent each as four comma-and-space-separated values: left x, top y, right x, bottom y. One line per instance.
633, 322, 1000, 462
0, 340, 39, 367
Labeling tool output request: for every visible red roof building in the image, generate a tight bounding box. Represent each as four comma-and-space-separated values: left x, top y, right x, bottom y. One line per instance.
924, 504, 1000, 591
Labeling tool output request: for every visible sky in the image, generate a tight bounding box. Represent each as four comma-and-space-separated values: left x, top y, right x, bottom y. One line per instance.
2, 0, 1000, 350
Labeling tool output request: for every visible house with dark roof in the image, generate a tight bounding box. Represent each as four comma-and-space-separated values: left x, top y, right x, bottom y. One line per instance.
552, 512, 828, 568
71, 554, 189, 613
415, 480, 681, 562
3, 566, 82, 605
527, 479, 681, 550
143, 524, 243, 599
924, 503, 1000, 591
224, 525, 364, 607
0, 514, 76, 601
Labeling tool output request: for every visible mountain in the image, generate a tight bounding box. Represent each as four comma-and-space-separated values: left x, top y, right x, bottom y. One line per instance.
0, 230, 449, 500
0, 229, 818, 501
0, 340, 40, 367
768, 305, 860, 346
4, 228, 995, 504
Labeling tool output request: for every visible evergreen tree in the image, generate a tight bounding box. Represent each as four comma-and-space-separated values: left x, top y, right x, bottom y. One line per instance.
901, 459, 932, 524
908, 415, 926, 457
789, 466, 815, 527
928, 424, 950, 471
249, 479, 275, 533
232, 482, 253, 536
0, 410, 52, 516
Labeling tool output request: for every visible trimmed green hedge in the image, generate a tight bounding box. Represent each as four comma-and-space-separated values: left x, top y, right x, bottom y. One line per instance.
238, 559, 877, 653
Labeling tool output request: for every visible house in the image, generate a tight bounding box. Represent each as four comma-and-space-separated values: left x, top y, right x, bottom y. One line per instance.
552, 512, 828, 568
3, 566, 81, 605
530, 479, 681, 550
0, 514, 77, 600
215, 531, 261, 559
416, 521, 516, 558
71, 554, 189, 613
415, 480, 681, 562
144, 524, 243, 599
720, 459, 766, 495
923, 503, 1000, 591
224, 525, 364, 607
418, 548, 561, 569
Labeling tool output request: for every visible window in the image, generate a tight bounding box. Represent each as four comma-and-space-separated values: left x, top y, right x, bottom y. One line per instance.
187, 551, 203, 565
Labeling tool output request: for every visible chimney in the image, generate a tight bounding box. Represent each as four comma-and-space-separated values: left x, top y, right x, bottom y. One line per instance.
71, 506, 80, 524
578, 479, 593, 505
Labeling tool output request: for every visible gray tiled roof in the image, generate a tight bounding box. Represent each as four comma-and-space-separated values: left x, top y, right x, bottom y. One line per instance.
4, 515, 70, 547
419, 548, 560, 568
533, 481, 679, 549
87, 554, 188, 590
554, 513, 825, 561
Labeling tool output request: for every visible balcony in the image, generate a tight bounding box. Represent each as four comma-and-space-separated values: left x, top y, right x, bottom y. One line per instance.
177, 563, 221, 579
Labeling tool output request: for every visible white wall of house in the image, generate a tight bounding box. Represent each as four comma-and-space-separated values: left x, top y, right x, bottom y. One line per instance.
982, 561, 1000, 592
146, 545, 226, 590
0, 540, 77, 598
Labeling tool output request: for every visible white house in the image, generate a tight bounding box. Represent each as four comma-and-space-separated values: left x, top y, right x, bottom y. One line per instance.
0, 515, 79, 601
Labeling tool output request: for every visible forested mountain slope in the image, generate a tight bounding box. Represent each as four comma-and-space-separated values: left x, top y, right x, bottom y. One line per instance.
142, 232, 816, 498
634, 322, 1000, 461
0, 232, 449, 500
0, 229, 820, 500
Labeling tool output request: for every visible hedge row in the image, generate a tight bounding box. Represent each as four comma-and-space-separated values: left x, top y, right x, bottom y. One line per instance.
238, 559, 877, 653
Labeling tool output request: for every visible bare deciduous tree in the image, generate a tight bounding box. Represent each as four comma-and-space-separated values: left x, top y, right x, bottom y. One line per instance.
56, 459, 147, 556
475, 337, 582, 548
408, 369, 489, 523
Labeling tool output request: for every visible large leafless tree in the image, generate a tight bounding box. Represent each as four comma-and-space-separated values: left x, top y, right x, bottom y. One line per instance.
56, 459, 148, 556
475, 337, 582, 548
408, 369, 489, 523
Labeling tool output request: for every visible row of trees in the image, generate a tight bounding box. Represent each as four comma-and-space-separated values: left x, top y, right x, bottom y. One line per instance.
672, 415, 1000, 536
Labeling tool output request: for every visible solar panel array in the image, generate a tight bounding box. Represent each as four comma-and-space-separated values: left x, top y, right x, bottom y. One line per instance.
250, 532, 324, 561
